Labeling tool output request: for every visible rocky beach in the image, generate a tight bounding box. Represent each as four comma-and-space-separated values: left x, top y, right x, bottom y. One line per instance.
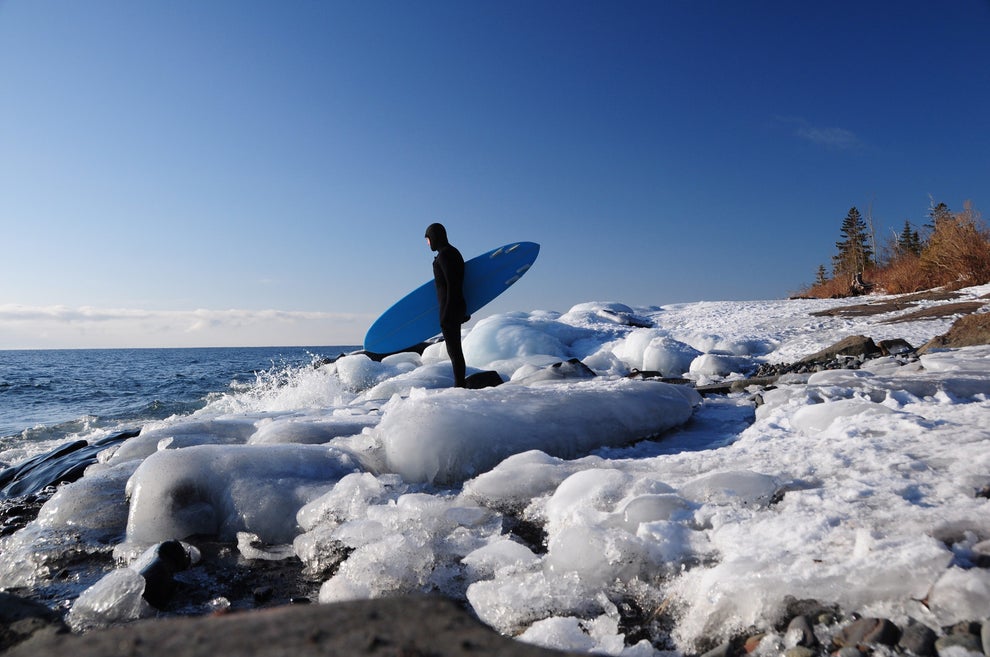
2, 289, 989, 657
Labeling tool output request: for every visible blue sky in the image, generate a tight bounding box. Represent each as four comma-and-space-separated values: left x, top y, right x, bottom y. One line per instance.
2, 1, 988, 348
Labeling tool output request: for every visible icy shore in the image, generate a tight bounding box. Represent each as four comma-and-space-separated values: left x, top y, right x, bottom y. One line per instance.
1, 286, 989, 656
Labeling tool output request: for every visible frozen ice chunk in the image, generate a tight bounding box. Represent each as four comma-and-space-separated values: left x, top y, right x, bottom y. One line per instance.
125, 444, 359, 545
926, 566, 990, 626
791, 399, 896, 434
249, 416, 378, 445
642, 336, 702, 377
379, 379, 699, 484
679, 470, 781, 507
689, 352, 754, 378
461, 538, 540, 579
334, 353, 391, 391
67, 568, 150, 631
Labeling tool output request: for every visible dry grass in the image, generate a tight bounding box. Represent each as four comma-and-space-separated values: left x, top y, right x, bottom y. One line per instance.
801, 202, 990, 299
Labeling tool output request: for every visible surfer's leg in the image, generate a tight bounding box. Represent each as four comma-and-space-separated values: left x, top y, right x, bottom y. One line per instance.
441, 321, 466, 387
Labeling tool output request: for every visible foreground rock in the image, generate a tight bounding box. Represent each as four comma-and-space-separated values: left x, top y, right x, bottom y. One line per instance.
8, 596, 582, 657
920, 312, 990, 353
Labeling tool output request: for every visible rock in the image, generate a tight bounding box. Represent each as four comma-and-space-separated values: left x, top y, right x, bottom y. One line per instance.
835, 647, 866, 657
700, 639, 734, 657
783, 647, 815, 657
785, 615, 818, 648
797, 335, 881, 365
0, 429, 139, 499
835, 617, 901, 648
878, 338, 915, 355
898, 619, 937, 656
7, 596, 584, 657
782, 596, 838, 626
134, 540, 194, 609
464, 370, 505, 389
512, 359, 596, 385
0, 592, 68, 652
935, 632, 983, 656
743, 633, 765, 653
919, 312, 990, 353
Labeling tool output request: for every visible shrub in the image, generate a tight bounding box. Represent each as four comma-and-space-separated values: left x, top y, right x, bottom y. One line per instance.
919, 202, 990, 289
801, 201, 990, 299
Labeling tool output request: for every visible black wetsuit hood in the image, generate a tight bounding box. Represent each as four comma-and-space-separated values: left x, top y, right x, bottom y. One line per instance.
425, 223, 449, 251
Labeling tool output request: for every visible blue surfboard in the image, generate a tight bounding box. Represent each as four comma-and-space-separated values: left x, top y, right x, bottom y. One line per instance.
363, 241, 540, 354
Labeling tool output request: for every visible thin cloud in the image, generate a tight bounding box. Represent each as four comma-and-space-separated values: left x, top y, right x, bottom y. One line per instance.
0, 305, 369, 349
776, 116, 862, 150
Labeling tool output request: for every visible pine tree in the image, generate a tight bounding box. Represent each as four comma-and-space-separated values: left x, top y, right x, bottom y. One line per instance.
925, 201, 952, 235
832, 207, 874, 278
815, 264, 828, 286
897, 220, 922, 256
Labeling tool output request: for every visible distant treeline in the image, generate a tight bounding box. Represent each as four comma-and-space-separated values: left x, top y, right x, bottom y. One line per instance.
799, 200, 990, 298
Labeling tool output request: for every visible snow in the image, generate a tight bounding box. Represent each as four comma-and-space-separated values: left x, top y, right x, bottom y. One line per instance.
2, 286, 989, 654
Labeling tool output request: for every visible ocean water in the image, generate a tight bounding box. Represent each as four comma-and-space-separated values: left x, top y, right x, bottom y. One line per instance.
0, 346, 357, 461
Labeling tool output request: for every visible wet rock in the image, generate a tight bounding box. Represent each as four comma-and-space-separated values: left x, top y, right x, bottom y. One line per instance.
134, 540, 194, 609
835, 617, 901, 648
785, 615, 818, 648
899, 619, 937, 656
0, 592, 68, 652
0, 429, 139, 499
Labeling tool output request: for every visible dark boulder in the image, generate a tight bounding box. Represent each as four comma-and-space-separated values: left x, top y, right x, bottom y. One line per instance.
134, 540, 194, 609
797, 335, 881, 365
0, 429, 139, 500
464, 371, 505, 389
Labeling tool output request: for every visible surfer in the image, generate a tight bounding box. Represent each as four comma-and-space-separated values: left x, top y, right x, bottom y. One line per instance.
425, 223, 468, 387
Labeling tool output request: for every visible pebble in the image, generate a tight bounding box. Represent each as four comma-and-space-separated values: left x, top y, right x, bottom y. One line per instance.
786, 615, 818, 648
835, 647, 866, 657
783, 647, 815, 657
699, 639, 733, 657
743, 634, 765, 653
835, 617, 901, 648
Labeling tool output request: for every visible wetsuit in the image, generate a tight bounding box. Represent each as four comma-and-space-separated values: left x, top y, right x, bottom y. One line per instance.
425, 223, 468, 387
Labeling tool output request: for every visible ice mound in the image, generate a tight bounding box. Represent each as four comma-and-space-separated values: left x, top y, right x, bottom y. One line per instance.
125, 444, 360, 545
378, 379, 701, 484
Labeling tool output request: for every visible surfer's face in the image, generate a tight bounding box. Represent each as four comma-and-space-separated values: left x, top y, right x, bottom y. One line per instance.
426, 237, 432, 249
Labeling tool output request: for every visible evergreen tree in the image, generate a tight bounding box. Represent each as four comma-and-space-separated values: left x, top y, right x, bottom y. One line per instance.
897, 220, 922, 256
925, 201, 951, 235
815, 264, 828, 286
832, 206, 874, 277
